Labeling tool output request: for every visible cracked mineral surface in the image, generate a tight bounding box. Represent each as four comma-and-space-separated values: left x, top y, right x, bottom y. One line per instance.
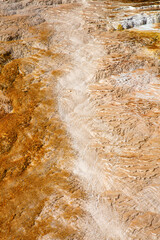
0, 0, 160, 239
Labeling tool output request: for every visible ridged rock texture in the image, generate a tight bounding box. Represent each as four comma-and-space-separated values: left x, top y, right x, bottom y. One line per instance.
0, 0, 160, 239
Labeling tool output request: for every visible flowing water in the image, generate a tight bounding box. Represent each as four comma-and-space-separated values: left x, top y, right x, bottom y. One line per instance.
0, 0, 160, 239
55, 5, 126, 239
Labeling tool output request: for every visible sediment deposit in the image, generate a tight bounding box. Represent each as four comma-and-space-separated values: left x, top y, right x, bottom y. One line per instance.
0, 0, 160, 239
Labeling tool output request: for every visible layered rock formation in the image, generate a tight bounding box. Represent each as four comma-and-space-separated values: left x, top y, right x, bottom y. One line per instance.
0, 0, 160, 239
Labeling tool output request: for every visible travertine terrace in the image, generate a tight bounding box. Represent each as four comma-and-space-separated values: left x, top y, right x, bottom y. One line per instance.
0, 0, 160, 239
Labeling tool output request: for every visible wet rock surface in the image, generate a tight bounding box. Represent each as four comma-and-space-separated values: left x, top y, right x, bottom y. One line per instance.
0, 0, 160, 239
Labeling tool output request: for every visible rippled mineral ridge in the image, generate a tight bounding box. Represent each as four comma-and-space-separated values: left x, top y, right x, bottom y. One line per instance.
0, 0, 160, 239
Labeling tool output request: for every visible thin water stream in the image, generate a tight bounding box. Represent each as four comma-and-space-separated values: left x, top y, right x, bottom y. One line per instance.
56, 2, 127, 239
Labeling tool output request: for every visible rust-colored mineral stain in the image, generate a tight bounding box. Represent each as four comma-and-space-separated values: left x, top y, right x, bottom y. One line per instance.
0, 35, 84, 239
129, 31, 160, 46
1, 0, 160, 239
